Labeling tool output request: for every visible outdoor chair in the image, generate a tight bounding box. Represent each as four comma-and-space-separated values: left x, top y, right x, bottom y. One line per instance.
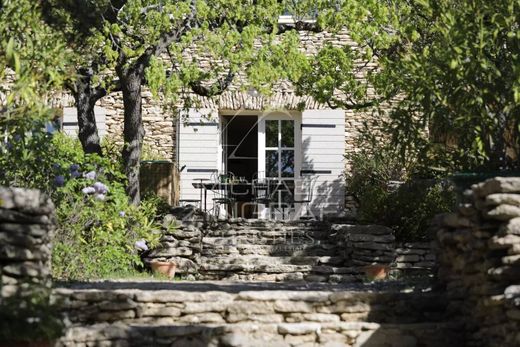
210, 172, 237, 219
291, 175, 318, 220
251, 177, 272, 218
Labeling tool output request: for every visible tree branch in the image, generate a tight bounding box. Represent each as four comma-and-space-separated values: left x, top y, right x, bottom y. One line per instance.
190, 70, 235, 97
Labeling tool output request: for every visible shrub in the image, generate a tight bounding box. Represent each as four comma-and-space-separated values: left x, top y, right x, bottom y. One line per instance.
0, 292, 64, 343
1, 117, 164, 280
347, 148, 456, 241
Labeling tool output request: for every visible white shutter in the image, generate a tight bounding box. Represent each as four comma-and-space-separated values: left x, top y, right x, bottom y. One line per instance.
301, 109, 346, 217
62, 107, 106, 138
178, 108, 219, 210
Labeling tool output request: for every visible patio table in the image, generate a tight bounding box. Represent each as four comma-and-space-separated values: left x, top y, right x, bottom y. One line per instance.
192, 182, 253, 213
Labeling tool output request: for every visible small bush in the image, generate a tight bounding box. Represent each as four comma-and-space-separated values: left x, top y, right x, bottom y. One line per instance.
347, 148, 456, 241
0, 292, 64, 343
1, 117, 164, 280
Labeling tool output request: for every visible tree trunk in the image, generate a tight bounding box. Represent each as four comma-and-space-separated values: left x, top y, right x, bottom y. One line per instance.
74, 70, 103, 155
119, 67, 144, 205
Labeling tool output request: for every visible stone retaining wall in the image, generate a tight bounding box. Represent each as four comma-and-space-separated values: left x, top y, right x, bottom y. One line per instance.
0, 187, 55, 299
53, 284, 461, 347
332, 224, 436, 275
436, 177, 520, 346
395, 242, 436, 273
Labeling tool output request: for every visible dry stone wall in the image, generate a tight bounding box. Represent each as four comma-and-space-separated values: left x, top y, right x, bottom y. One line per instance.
436, 177, 520, 347
53, 283, 461, 347
0, 187, 55, 299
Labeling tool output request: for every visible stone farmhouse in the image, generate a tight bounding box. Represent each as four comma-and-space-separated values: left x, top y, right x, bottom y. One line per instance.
60, 23, 379, 220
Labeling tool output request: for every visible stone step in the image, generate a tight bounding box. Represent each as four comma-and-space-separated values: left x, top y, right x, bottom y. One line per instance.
204, 228, 332, 239
201, 243, 340, 257
202, 236, 337, 246
200, 255, 345, 267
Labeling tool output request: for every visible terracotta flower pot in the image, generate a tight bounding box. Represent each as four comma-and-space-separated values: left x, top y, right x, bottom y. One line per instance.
149, 261, 177, 279
363, 264, 390, 281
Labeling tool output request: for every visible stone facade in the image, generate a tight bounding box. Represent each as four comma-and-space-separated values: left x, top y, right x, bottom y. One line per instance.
89, 29, 382, 164
436, 177, 520, 346
0, 187, 55, 299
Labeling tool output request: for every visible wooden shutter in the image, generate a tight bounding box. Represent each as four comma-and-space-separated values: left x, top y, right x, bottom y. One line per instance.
62, 107, 106, 138
178, 109, 219, 209
301, 109, 346, 217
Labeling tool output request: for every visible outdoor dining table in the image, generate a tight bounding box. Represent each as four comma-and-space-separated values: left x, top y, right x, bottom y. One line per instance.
192, 181, 254, 213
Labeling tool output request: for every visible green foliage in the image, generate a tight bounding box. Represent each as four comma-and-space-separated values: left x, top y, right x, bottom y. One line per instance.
347, 144, 456, 241
0, 116, 164, 280
0, 292, 64, 342
0, 116, 69, 193
49, 141, 162, 280
380, 0, 520, 171
297, 0, 520, 172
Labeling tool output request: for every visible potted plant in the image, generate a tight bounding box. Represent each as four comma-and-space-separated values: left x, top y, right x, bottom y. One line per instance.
363, 264, 390, 281
149, 259, 177, 279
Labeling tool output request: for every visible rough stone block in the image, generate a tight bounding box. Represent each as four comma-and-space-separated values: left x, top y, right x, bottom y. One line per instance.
278, 323, 321, 335
274, 300, 314, 313
178, 312, 225, 324
228, 301, 275, 315
473, 177, 520, 197
486, 193, 520, 206
485, 204, 520, 221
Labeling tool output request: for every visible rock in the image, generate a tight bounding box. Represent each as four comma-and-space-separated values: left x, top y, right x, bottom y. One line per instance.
137, 304, 181, 317
485, 204, 520, 221
237, 291, 330, 302
500, 217, 520, 235
228, 301, 275, 315
348, 233, 395, 243
149, 246, 193, 257
184, 301, 228, 313
438, 213, 473, 228
505, 285, 520, 300
486, 193, 520, 206
178, 312, 225, 323
302, 313, 340, 322
96, 310, 135, 321
284, 334, 316, 345
396, 255, 420, 262
473, 177, 520, 197
489, 235, 520, 249
274, 300, 314, 313
0, 187, 54, 215
278, 323, 321, 335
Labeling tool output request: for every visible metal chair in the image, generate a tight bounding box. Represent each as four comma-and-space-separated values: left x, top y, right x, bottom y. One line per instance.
210, 172, 237, 219
269, 179, 295, 220
251, 177, 272, 218
291, 175, 318, 220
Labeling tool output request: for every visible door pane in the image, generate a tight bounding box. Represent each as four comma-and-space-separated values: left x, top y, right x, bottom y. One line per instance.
266, 120, 278, 147
281, 150, 294, 177
266, 150, 278, 177
281, 120, 294, 147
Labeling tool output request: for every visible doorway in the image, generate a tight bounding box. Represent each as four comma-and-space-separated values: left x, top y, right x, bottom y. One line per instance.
222, 115, 258, 180
221, 115, 258, 218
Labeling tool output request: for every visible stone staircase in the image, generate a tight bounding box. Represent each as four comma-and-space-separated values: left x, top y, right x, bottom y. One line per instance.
54, 281, 463, 347
199, 220, 362, 283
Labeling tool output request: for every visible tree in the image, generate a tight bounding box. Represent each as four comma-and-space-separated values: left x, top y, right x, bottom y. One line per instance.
47, 0, 337, 204
296, 0, 520, 173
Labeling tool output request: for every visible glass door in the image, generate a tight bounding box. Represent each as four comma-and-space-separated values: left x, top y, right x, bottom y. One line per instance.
258, 114, 301, 219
